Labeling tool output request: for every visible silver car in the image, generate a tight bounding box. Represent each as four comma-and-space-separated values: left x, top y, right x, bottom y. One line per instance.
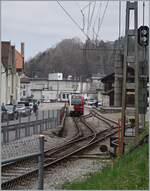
16, 104, 31, 117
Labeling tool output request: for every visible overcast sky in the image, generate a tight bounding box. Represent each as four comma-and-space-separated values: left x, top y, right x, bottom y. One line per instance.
2, 1, 149, 61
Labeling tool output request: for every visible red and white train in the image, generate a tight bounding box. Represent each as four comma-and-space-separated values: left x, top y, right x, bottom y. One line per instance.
69, 95, 84, 117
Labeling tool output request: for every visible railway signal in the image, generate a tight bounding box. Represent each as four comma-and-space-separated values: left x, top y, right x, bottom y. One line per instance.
138, 26, 149, 47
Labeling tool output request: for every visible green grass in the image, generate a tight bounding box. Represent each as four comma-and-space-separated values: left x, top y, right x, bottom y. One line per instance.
63, 143, 149, 190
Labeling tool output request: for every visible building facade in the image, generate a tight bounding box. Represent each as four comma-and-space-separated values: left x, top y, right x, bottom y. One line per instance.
29, 78, 91, 101
20, 74, 31, 100
1, 41, 24, 105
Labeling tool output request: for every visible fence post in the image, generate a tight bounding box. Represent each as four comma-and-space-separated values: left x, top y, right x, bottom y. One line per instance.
57, 109, 60, 126
3, 128, 7, 144
25, 115, 30, 136
15, 124, 19, 140
38, 135, 44, 190
45, 111, 47, 130
48, 110, 50, 129
27, 115, 31, 136
36, 112, 38, 133
18, 113, 21, 139
6, 115, 9, 142
42, 111, 44, 131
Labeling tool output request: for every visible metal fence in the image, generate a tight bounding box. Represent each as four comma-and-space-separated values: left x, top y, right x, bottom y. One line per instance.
1, 108, 65, 144
2, 135, 45, 190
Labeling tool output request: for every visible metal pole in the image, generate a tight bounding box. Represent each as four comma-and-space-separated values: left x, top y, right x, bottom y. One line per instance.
28, 114, 30, 136
148, 2, 150, 146
57, 109, 60, 125
139, 1, 146, 130
36, 111, 38, 133
134, 2, 139, 144
121, 2, 128, 155
119, 0, 121, 49
143, 1, 145, 27
48, 110, 50, 129
38, 135, 44, 190
0, 0, 2, 147
18, 113, 21, 139
42, 110, 44, 131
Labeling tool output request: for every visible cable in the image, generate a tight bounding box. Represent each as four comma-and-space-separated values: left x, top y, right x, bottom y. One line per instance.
95, 5, 102, 43
56, 0, 90, 39
95, 1, 109, 42
81, 10, 85, 31
87, 1, 91, 34
81, 2, 92, 11
89, 1, 97, 30
92, 2, 102, 43
92, 2, 102, 31
81, 1, 95, 39
74, 1, 85, 31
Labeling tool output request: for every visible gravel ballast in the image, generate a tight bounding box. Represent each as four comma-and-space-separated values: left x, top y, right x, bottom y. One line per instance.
2, 109, 119, 190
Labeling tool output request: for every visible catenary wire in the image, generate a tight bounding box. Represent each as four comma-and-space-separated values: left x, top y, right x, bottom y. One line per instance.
56, 0, 90, 39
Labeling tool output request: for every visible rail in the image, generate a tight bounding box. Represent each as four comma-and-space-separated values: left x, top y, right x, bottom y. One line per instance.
1, 112, 118, 190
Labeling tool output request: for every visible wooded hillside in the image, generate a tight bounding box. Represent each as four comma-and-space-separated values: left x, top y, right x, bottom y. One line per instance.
25, 37, 123, 80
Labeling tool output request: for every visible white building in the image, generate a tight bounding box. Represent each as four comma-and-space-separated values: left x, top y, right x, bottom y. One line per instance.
20, 74, 31, 100
48, 73, 63, 81
1, 41, 24, 105
30, 78, 91, 102
1, 63, 7, 104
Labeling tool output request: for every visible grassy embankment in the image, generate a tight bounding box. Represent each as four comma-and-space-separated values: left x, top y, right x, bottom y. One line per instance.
63, 128, 149, 190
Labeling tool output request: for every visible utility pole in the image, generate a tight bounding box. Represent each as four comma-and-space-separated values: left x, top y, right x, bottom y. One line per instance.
0, 0, 1, 129
114, 0, 123, 107
121, 1, 139, 154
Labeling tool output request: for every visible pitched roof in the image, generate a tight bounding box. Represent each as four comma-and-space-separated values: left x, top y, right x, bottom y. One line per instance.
101, 73, 114, 83
20, 77, 30, 83
20, 73, 30, 83
15, 49, 24, 70
1, 41, 11, 68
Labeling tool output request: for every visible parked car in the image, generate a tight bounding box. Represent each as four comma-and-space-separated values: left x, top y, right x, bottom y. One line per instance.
1, 104, 18, 122
98, 101, 103, 107
43, 99, 50, 103
16, 104, 31, 117
29, 102, 34, 112
18, 101, 33, 112
88, 99, 97, 106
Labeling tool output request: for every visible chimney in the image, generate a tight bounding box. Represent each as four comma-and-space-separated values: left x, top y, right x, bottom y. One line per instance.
21, 42, 24, 57
21, 42, 24, 71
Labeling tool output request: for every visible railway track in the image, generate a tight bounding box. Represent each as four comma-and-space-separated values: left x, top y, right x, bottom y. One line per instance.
91, 108, 118, 127
1, 116, 95, 189
1, 111, 119, 190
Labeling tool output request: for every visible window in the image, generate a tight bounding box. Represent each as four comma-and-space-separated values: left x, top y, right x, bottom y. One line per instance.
63, 94, 65, 99
23, 90, 26, 96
